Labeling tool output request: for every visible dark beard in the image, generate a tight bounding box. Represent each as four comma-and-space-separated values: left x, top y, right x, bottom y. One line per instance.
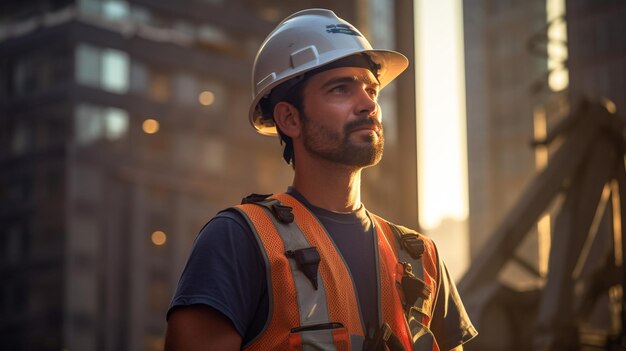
301, 114, 384, 167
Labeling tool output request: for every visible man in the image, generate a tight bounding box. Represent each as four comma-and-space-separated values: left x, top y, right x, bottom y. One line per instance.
165, 8, 477, 351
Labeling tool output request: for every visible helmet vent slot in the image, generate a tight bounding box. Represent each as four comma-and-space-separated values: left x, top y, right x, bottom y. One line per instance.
291, 45, 319, 68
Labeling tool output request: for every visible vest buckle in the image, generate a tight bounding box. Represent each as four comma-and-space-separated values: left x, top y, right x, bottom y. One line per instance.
400, 234, 425, 259
272, 203, 294, 223
241, 193, 272, 204
400, 262, 431, 311
241, 193, 294, 224
286, 247, 320, 290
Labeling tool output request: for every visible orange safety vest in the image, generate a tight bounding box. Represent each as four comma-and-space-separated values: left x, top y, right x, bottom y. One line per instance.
233, 193, 440, 351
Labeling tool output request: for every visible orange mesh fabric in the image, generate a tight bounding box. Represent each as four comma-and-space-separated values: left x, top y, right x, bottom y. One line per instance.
374, 217, 414, 351
276, 194, 364, 337
237, 203, 299, 351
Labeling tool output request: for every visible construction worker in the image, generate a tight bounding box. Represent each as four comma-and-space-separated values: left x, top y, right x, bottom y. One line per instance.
165, 8, 477, 351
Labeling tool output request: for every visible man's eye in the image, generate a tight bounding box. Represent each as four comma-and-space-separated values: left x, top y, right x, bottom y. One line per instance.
331, 85, 348, 93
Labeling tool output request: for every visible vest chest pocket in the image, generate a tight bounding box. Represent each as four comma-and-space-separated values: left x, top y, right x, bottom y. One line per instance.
289, 322, 350, 351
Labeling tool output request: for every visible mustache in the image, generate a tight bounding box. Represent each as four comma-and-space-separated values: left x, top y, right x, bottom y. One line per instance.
344, 118, 383, 133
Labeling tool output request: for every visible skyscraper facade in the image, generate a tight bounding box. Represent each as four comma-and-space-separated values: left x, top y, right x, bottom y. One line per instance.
0, 1, 415, 350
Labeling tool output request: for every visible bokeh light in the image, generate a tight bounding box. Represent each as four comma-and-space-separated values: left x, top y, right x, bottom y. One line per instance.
151, 231, 167, 246
142, 118, 160, 134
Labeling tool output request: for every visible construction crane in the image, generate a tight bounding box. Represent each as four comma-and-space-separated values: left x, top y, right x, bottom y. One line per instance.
459, 99, 626, 351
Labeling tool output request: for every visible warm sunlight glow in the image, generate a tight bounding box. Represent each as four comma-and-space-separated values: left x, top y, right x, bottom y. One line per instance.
534, 105, 551, 278
142, 118, 160, 134
602, 98, 617, 114
533, 106, 549, 170
415, 0, 469, 281
416, 0, 468, 230
547, 0, 569, 92
538, 214, 551, 278
611, 180, 623, 267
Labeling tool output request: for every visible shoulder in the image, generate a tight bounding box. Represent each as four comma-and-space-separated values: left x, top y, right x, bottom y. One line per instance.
189, 208, 263, 261
169, 207, 270, 341
198, 208, 254, 239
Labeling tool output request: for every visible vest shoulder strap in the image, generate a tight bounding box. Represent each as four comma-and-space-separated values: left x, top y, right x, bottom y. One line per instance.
240, 193, 295, 224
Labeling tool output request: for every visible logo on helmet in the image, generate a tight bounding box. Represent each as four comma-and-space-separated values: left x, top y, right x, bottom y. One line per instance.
325, 24, 361, 36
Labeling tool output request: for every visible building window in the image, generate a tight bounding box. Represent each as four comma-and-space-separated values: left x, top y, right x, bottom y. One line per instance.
75, 43, 129, 94
101, 48, 130, 93
74, 103, 129, 144
102, 0, 129, 20
78, 0, 129, 21
105, 107, 129, 139
75, 104, 102, 144
10, 48, 69, 97
75, 44, 99, 87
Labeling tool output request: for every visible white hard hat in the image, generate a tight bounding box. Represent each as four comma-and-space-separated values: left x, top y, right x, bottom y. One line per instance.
249, 8, 409, 136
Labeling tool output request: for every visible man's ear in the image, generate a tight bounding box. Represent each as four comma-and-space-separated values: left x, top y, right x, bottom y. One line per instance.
273, 102, 301, 138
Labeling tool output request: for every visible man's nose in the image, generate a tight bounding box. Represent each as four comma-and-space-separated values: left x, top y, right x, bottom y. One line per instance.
356, 88, 379, 117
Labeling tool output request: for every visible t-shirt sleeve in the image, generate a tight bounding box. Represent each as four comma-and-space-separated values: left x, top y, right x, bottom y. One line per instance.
429, 249, 478, 350
166, 210, 267, 339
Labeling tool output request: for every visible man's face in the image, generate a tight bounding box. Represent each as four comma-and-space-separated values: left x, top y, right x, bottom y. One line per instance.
299, 66, 383, 168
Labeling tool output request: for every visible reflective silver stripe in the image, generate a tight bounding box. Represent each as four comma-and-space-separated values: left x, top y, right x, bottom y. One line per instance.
370, 213, 384, 334
231, 207, 274, 348
350, 334, 365, 350
301, 329, 336, 351
408, 317, 436, 351
258, 199, 334, 328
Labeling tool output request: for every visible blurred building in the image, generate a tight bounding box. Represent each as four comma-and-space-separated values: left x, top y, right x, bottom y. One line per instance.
566, 0, 626, 109
463, 0, 547, 285
461, 0, 626, 349
0, 0, 416, 350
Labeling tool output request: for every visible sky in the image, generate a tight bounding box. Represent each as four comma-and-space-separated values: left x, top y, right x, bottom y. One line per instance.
415, 0, 468, 230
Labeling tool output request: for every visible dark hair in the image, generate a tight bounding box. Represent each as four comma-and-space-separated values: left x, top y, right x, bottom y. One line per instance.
260, 77, 307, 166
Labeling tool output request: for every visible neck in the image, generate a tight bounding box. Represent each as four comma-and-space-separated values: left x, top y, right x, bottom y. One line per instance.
292, 157, 363, 213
